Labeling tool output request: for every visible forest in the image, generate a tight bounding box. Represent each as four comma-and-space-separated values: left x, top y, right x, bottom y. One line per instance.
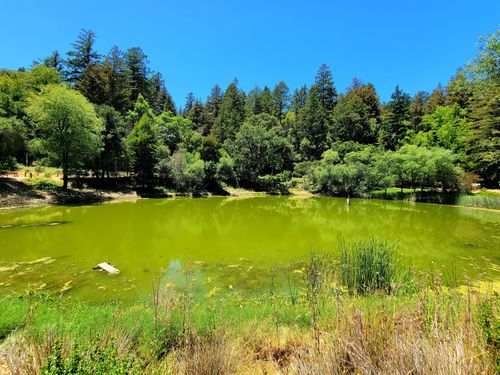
0, 29, 498, 196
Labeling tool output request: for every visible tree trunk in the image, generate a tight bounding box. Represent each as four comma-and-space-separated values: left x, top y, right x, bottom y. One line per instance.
62, 150, 69, 190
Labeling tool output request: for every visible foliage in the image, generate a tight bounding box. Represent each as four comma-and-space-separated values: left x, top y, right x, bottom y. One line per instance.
126, 111, 160, 186
215, 150, 236, 185
412, 104, 469, 157
0, 117, 25, 167
25, 177, 62, 191
156, 109, 193, 153
256, 171, 291, 194
1, 28, 499, 193
309, 153, 368, 197
41, 340, 140, 375
228, 120, 292, 187
212, 81, 245, 142
308, 143, 462, 196
379, 85, 411, 150
26, 84, 103, 189
169, 149, 205, 192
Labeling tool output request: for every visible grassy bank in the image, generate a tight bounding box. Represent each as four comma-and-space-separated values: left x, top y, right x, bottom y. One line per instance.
1, 240, 498, 374
2, 166, 500, 210
370, 188, 500, 210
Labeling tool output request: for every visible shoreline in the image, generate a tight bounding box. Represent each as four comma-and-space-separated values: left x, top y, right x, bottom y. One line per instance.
0, 176, 498, 211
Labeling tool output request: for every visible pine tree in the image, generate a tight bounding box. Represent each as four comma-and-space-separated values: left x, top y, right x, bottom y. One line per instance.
291, 85, 307, 113
314, 64, 337, 113
330, 91, 375, 144
212, 82, 245, 142
206, 84, 223, 117
348, 81, 381, 120
125, 47, 150, 102
127, 111, 160, 187
465, 30, 500, 186
163, 91, 176, 115
76, 62, 109, 104
445, 69, 473, 109
425, 83, 445, 114
245, 86, 262, 115
105, 46, 131, 112
65, 29, 101, 83
379, 85, 412, 149
409, 91, 429, 132
295, 85, 329, 160
467, 85, 500, 186
95, 104, 127, 178
255, 86, 273, 115
204, 84, 223, 134
43, 50, 64, 72
148, 72, 169, 115
188, 100, 207, 131
272, 81, 290, 122
184, 92, 195, 114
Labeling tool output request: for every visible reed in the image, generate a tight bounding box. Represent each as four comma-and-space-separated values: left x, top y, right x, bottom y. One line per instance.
340, 238, 404, 295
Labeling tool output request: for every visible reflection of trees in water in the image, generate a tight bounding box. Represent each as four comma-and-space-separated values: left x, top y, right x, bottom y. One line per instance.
1, 197, 498, 299
0, 205, 66, 227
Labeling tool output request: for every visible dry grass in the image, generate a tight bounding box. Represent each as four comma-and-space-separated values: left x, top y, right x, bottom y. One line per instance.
0, 331, 58, 375
287, 309, 493, 374
1, 279, 498, 374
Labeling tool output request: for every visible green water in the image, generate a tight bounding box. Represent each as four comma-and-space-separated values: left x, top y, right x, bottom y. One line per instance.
0, 196, 499, 301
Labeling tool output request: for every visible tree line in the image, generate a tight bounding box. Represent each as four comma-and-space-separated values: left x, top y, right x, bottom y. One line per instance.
0, 29, 498, 194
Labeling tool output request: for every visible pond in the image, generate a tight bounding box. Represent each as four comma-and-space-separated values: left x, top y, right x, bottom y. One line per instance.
0, 196, 499, 301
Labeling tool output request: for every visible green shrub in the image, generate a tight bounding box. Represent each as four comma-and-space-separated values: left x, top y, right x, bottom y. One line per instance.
256, 172, 291, 194
26, 177, 61, 192
41, 339, 141, 375
0, 156, 17, 172
478, 295, 500, 347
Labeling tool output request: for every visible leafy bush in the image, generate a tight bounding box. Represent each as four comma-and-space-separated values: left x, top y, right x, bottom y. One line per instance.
0, 156, 17, 172
215, 151, 235, 185
170, 149, 205, 192
256, 172, 291, 194
41, 340, 141, 375
25, 177, 61, 192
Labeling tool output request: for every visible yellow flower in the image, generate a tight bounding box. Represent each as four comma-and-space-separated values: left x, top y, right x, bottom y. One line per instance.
205, 287, 220, 298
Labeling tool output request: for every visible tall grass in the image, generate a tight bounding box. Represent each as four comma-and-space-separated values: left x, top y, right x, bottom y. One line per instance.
339, 238, 411, 295
458, 194, 500, 210
370, 188, 500, 210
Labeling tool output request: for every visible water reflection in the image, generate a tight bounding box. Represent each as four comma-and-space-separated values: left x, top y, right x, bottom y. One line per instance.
0, 196, 498, 301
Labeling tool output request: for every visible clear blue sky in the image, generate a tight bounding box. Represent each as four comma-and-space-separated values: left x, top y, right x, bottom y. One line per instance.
1, 0, 498, 106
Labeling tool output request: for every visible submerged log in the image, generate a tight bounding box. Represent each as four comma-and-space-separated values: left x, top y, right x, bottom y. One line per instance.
93, 262, 120, 274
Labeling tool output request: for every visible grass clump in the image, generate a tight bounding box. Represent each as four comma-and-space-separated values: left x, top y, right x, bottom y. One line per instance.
339, 238, 411, 295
